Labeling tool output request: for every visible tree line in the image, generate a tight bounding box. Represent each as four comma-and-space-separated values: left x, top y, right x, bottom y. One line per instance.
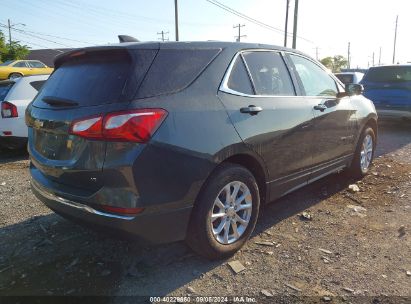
0, 30, 30, 63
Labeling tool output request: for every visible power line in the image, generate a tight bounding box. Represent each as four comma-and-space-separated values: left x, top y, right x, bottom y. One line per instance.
0, 24, 71, 47
206, 0, 313, 43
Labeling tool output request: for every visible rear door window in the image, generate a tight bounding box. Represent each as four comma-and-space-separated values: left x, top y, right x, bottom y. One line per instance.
242, 51, 295, 96
137, 48, 221, 98
28, 61, 46, 68
226, 55, 254, 95
0, 82, 14, 100
33, 49, 156, 108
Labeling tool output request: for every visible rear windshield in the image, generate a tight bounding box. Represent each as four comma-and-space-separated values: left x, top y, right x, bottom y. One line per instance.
137, 48, 221, 98
364, 66, 411, 83
335, 74, 353, 84
0, 82, 14, 100
30, 80, 46, 91
33, 49, 156, 107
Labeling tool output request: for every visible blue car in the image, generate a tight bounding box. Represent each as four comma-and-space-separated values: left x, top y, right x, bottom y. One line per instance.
361, 65, 411, 121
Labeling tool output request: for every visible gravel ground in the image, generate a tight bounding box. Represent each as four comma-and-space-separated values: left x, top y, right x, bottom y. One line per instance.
0, 121, 410, 303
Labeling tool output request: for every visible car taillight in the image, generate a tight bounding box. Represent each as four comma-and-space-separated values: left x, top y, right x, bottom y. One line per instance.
69, 115, 104, 140
69, 109, 167, 143
1, 102, 18, 118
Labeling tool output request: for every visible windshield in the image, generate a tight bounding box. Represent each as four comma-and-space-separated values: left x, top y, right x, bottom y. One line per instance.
364, 66, 411, 83
0, 60, 14, 66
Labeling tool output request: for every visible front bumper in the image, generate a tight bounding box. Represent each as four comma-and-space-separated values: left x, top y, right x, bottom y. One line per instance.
31, 178, 193, 244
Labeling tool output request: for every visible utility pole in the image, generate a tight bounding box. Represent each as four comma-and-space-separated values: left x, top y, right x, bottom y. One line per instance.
284, 0, 290, 47
315, 47, 319, 60
157, 31, 169, 42
174, 0, 179, 41
378, 47, 382, 65
372, 52, 375, 66
347, 42, 351, 69
292, 0, 299, 49
7, 19, 25, 48
233, 24, 246, 42
8, 19, 12, 47
392, 15, 398, 64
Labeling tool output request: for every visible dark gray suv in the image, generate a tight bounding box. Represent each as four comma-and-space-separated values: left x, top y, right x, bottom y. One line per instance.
26, 42, 377, 259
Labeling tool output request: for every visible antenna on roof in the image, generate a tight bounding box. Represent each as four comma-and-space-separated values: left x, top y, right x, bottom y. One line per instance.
118, 35, 139, 43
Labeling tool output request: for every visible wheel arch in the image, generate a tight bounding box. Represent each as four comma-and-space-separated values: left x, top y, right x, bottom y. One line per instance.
8, 72, 24, 79
193, 151, 269, 209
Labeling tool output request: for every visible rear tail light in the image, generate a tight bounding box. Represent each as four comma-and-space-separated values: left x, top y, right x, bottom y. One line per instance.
1, 102, 18, 118
69, 108, 167, 143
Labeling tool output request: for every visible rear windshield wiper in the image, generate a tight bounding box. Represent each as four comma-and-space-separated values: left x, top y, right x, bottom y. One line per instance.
42, 96, 79, 107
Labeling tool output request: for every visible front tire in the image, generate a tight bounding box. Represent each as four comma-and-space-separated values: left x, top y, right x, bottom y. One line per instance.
349, 126, 376, 177
186, 163, 260, 260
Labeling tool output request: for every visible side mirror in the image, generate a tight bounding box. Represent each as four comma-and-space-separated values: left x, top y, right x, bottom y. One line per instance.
345, 83, 363, 96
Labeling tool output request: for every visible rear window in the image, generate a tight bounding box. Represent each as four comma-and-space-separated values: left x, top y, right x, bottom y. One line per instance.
137, 48, 221, 98
33, 49, 157, 108
364, 66, 411, 83
30, 80, 46, 91
335, 74, 353, 84
0, 82, 14, 100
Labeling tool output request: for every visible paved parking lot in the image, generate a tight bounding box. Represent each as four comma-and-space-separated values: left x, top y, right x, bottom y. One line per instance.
0, 121, 410, 301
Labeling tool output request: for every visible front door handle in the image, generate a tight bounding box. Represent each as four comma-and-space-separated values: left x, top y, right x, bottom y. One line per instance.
240, 105, 263, 115
313, 104, 327, 112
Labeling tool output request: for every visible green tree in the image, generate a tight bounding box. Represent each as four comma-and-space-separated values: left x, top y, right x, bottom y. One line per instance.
320, 55, 348, 73
0, 30, 30, 63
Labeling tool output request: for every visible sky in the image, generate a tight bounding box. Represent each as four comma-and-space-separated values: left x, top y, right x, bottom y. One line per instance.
1, 0, 410, 68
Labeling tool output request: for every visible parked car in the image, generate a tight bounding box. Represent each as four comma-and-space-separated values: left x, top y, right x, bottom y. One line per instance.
334, 72, 364, 85
0, 74, 49, 149
0, 60, 53, 80
361, 65, 411, 121
26, 42, 377, 259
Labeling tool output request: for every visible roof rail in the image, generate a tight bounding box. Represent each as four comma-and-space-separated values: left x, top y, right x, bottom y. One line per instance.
118, 35, 139, 43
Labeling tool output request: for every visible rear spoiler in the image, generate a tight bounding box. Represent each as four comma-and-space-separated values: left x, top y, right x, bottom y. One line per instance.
118, 35, 139, 43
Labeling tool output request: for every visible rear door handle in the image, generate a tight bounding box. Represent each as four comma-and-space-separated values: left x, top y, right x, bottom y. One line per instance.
240, 105, 263, 115
313, 104, 327, 112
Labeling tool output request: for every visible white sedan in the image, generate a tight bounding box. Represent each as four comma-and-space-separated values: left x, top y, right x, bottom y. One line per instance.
0, 74, 49, 149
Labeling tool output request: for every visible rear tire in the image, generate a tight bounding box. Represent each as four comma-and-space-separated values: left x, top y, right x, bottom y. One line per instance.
348, 127, 376, 178
186, 163, 260, 260
8, 73, 23, 80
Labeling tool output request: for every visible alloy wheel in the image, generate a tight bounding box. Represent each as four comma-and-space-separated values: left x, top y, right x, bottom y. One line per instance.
360, 134, 373, 171
210, 181, 252, 244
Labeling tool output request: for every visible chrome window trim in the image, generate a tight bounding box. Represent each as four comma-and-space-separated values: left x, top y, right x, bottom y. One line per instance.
219, 48, 339, 99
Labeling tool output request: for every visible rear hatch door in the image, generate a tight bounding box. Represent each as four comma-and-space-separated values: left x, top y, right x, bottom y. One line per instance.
26, 46, 158, 192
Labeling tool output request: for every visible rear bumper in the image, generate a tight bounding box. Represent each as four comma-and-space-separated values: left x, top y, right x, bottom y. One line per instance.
31, 177, 193, 244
